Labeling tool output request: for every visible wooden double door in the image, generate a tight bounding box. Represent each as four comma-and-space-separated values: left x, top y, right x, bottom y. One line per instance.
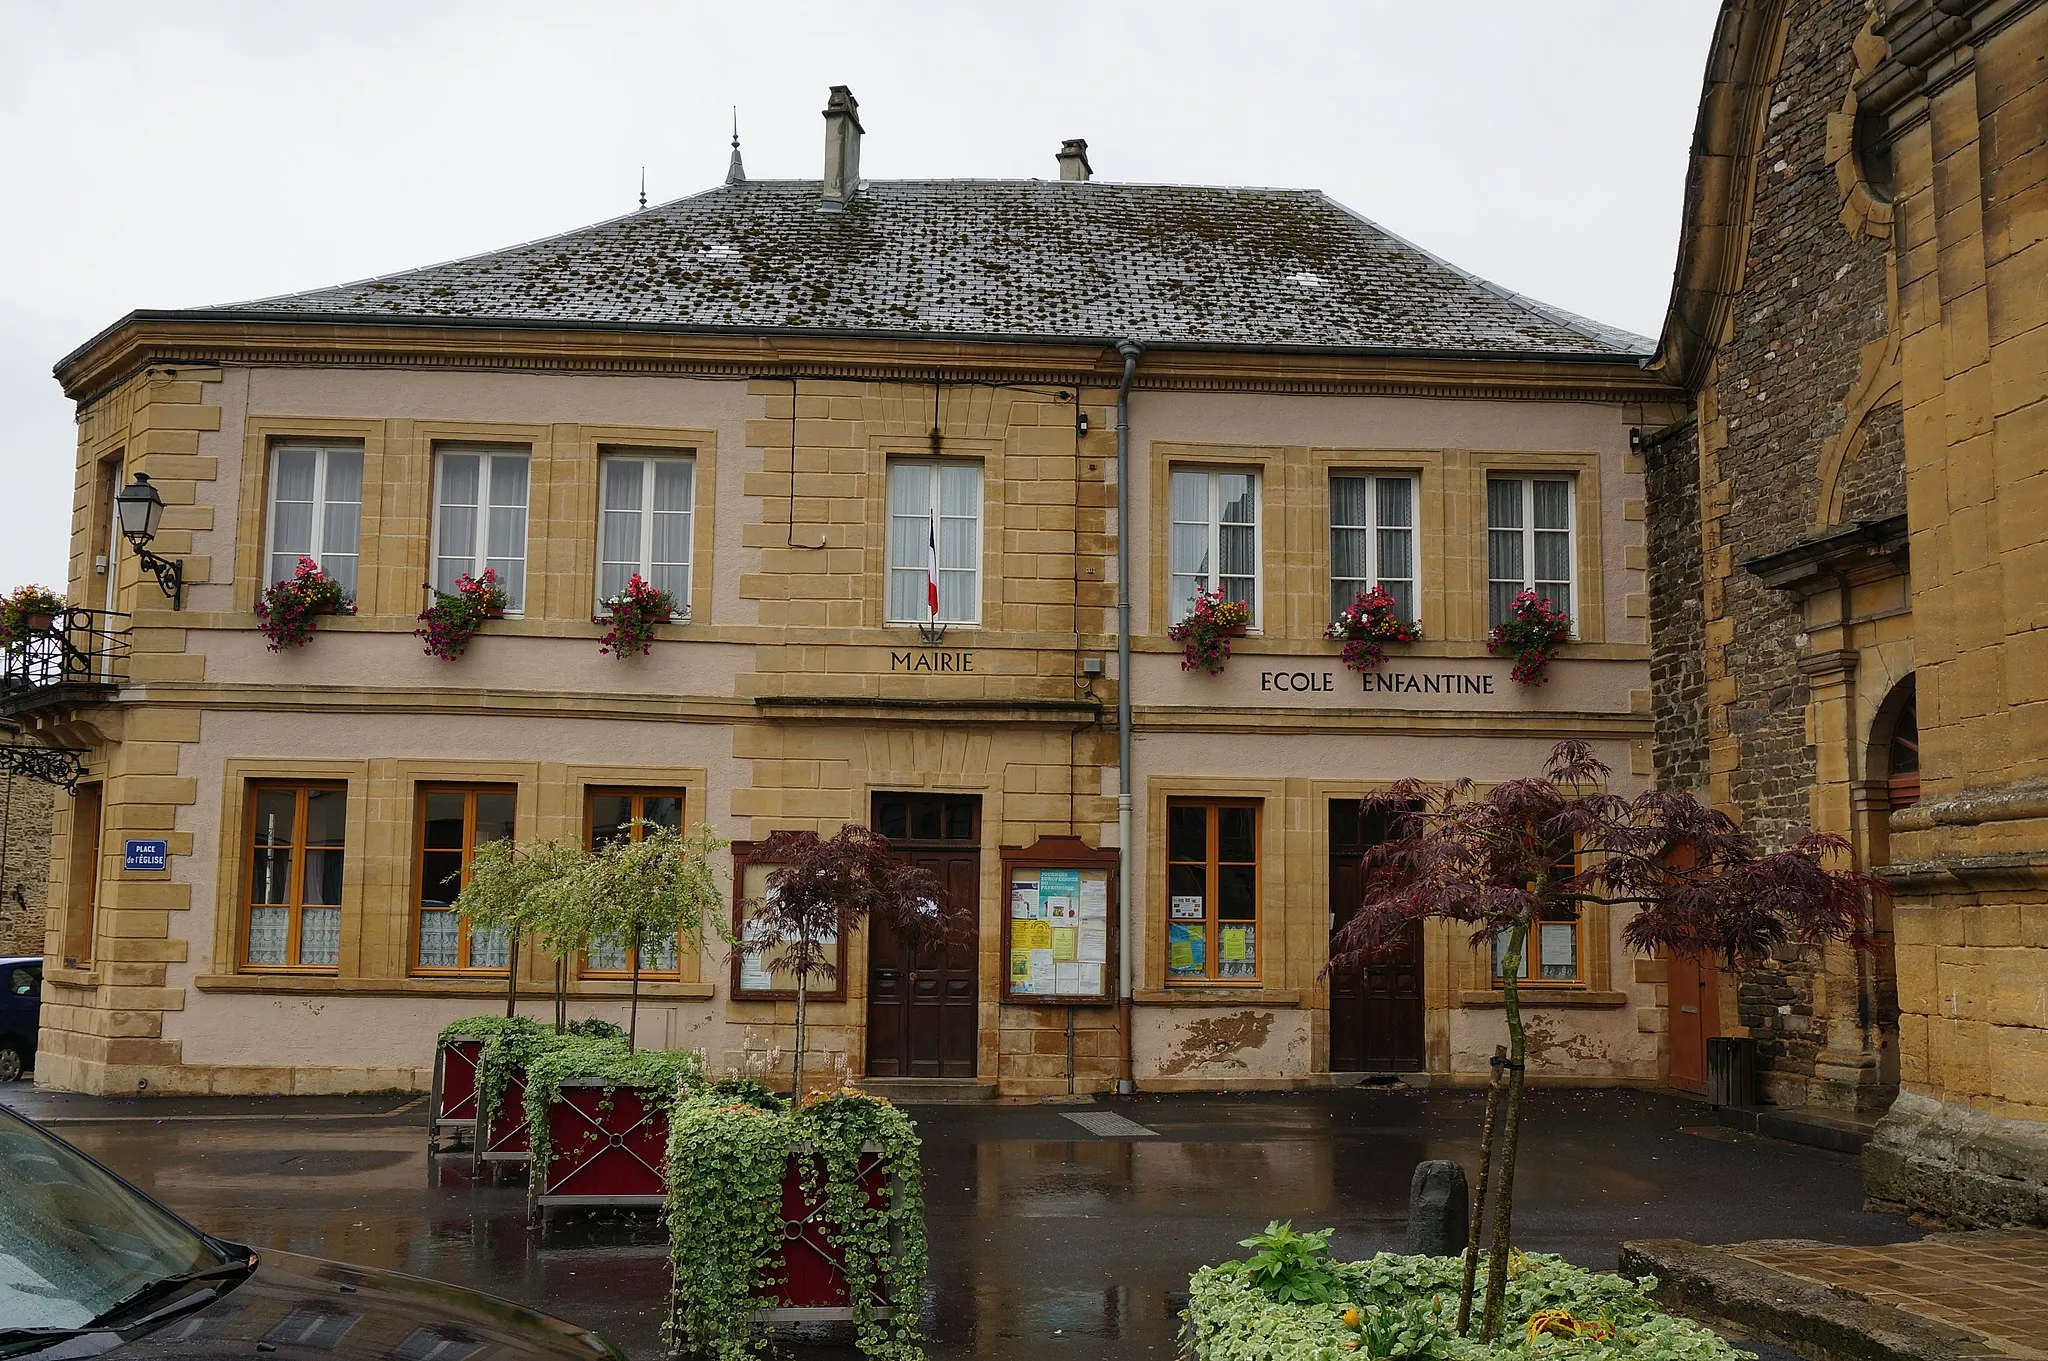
1328, 799, 1425, 1072
865, 792, 981, 1078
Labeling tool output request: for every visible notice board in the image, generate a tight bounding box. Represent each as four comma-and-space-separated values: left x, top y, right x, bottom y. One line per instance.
999, 835, 1119, 1005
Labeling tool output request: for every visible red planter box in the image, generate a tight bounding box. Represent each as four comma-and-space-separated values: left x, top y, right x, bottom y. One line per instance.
480, 1065, 531, 1165
429, 1037, 483, 1150
758, 1147, 894, 1315
534, 1082, 671, 1208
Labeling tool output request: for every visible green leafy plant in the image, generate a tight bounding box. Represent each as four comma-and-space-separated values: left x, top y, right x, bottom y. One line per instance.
585, 822, 732, 1051
452, 837, 592, 1020
1167, 586, 1252, 675
1229, 1220, 1343, 1306
416, 568, 508, 662
2, 584, 68, 644
521, 1033, 701, 1186
598, 572, 680, 658
437, 1014, 553, 1137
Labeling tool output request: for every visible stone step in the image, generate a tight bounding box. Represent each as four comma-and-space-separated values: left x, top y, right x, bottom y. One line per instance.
854, 1078, 1000, 1104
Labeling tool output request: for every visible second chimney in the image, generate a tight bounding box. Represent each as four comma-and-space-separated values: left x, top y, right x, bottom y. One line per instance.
822, 86, 863, 207
1057, 138, 1092, 182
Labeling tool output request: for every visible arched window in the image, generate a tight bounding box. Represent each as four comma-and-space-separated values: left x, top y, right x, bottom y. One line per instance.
1884, 687, 1919, 809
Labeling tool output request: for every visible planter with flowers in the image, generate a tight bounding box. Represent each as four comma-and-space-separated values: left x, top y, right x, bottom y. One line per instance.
2, 585, 69, 644
417, 569, 509, 662
1168, 588, 1252, 676
255, 557, 354, 651
1487, 590, 1573, 687
598, 573, 680, 658
1324, 587, 1421, 675
525, 1035, 702, 1222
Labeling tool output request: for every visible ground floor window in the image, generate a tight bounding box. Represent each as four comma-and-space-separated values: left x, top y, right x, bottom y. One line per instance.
582, 788, 686, 977
62, 782, 102, 967
1166, 799, 1260, 983
245, 782, 347, 971
1493, 909, 1581, 984
414, 785, 516, 973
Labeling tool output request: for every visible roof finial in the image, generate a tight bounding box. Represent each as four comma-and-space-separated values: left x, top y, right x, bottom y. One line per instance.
726, 108, 746, 185
638, 167, 647, 211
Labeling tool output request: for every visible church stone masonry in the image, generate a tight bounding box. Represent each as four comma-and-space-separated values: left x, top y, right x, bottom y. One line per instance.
1649, 0, 2048, 1226
22, 89, 1678, 1101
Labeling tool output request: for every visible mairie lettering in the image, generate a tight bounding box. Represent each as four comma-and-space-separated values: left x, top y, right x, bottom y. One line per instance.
890, 650, 975, 673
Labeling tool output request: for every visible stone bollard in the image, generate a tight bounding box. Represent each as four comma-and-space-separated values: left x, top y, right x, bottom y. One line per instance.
1404, 1159, 1470, 1256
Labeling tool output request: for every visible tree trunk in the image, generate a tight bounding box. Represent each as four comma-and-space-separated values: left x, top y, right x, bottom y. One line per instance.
792, 973, 808, 1101
1480, 919, 1530, 1341
627, 927, 642, 1055
554, 956, 567, 1034
1458, 1043, 1508, 1335
505, 934, 521, 1018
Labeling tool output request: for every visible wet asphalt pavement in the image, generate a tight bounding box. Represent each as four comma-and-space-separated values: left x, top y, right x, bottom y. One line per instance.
12, 1084, 1915, 1360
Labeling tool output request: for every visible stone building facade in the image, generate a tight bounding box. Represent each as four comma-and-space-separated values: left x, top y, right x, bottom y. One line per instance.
16, 94, 1679, 1099
1650, 0, 2048, 1224
0, 772, 54, 957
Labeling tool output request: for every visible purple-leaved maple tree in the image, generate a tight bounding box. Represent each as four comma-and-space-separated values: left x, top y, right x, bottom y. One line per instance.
1329, 740, 1885, 1340
747, 825, 951, 1099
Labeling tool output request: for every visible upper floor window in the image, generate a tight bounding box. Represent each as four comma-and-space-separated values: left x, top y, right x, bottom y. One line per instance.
414, 785, 516, 974
1329, 474, 1417, 623
1486, 475, 1574, 630
267, 442, 363, 594
598, 452, 694, 614
434, 445, 530, 613
1170, 468, 1259, 626
584, 788, 686, 977
886, 460, 981, 625
245, 782, 346, 972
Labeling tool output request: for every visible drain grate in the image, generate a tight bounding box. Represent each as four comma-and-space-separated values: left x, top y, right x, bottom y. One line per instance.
1061, 1111, 1159, 1138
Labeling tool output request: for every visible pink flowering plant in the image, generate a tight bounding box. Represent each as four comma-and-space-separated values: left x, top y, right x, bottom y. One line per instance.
1323, 586, 1421, 675
1167, 588, 1252, 675
1487, 589, 1573, 686
1, 584, 69, 644
416, 569, 508, 662
597, 573, 679, 658
254, 557, 353, 652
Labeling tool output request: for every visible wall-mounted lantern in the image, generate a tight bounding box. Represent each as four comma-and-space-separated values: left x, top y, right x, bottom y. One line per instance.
114, 473, 184, 610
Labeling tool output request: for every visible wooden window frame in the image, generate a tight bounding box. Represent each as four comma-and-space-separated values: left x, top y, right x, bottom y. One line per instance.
1328, 471, 1419, 624
579, 787, 688, 980
883, 458, 984, 626
62, 782, 103, 968
728, 838, 849, 1002
1485, 473, 1578, 633
594, 451, 696, 618
1164, 798, 1262, 986
264, 440, 365, 596
1490, 843, 1585, 988
241, 780, 348, 975
410, 784, 518, 976
1168, 467, 1262, 629
431, 443, 532, 615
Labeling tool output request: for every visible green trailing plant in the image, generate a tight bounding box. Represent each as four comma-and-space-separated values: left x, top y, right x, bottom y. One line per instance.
1166, 586, 1252, 675
2, 584, 68, 644
254, 556, 354, 651
585, 822, 732, 1051
1227, 1220, 1343, 1306
521, 1033, 702, 1186
1186, 1248, 1755, 1361
1485, 590, 1572, 687
664, 1087, 927, 1361
438, 1014, 552, 1136
598, 572, 679, 658
416, 568, 508, 661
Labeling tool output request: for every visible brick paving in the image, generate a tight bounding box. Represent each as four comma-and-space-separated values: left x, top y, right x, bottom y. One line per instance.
1730, 1231, 2048, 1359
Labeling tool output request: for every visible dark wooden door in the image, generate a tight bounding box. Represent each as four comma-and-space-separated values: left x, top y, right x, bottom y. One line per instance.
1329, 799, 1425, 1072
866, 793, 980, 1078
1667, 952, 1718, 1092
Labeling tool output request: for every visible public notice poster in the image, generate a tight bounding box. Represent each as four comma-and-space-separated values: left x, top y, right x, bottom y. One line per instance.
1005, 864, 1113, 1001
1168, 920, 1206, 977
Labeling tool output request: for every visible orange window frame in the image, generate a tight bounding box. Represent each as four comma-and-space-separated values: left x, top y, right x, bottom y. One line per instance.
580, 787, 688, 979
1491, 843, 1583, 987
1165, 799, 1262, 985
63, 782, 104, 968
411, 784, 517, 975
242, 781, 348, 973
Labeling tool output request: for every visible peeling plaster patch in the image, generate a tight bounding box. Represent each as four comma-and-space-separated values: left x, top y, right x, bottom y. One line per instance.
1520, 1013, 1610, 1069
1158, 1010, 1274, 1077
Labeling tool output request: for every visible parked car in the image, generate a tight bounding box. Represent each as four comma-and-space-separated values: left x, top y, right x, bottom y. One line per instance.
0, 956, 38, 1082
0, 1104, 626, 1360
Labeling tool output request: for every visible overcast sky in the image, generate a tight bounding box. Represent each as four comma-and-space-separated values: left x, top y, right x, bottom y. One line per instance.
0, 0, 1719, 589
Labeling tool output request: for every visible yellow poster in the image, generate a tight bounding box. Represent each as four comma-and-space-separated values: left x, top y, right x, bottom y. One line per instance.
1051, 926, 1078, 962
1221, 925, 1249, 963
1014, 919, 1052, 953
1170, 938, 1195, 970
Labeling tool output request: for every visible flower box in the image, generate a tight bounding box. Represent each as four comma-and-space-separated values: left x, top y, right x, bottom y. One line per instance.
750, 1144, 896, 1320
24, 611, 55, 634
533, 1079, 672, 1213
428, 1035, 483, 1153
479, 1064, 532, 1166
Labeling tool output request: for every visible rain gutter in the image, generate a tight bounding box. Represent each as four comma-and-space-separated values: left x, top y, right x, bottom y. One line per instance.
1113, 338, 1143, 1095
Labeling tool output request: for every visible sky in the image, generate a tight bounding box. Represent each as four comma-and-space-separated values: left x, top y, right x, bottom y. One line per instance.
0, 0, 1720, 589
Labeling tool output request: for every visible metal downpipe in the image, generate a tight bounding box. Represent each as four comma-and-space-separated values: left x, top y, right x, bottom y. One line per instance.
1113, 339, 1142, 1096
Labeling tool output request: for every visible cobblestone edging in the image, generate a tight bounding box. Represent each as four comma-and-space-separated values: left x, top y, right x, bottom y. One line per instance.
1618, 1239, 2021, 1361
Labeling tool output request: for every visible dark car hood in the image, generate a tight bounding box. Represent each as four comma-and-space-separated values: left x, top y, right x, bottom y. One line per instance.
98, 1249, 623, 1361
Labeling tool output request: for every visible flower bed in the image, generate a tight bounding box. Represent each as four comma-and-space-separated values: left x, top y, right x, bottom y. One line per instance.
1186, 1248, 1753, 1361
666, 1085, 926, 1361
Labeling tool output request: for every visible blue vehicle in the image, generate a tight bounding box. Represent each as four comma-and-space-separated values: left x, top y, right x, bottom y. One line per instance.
0, 955, 39, 1082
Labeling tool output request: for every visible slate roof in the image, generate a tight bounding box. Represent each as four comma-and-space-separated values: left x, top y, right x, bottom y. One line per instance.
197, 180, 1652, 359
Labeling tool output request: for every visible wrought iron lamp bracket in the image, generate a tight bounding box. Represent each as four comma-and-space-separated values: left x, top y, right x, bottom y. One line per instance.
127, 539, 184, 610
0, 742, 90, 790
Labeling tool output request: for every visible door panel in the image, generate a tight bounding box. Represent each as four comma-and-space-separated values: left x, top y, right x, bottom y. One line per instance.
1329, 800, 1425, 1072
1667, 952, 1717, 1092
866, 794, 980, 1079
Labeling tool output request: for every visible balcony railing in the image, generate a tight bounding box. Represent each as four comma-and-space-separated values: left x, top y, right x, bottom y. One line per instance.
1, 607, 130, 707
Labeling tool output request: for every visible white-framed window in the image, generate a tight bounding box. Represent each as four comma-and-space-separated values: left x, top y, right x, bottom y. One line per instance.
597, 452, 694, 613
1169, 467, 1260, 625
266, 442, 364, 595
433, 444, 531, 613
886, 459, 982, 624
1486, 475, 1575, 630
1329, 473, 1417, 623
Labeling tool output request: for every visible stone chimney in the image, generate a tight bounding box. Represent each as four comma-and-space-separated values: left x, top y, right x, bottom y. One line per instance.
821, 86, 863, 208
1057, 138, 1092, 182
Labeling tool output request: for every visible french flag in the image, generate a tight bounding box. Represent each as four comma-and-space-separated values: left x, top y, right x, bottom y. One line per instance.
926, 518, 941, 618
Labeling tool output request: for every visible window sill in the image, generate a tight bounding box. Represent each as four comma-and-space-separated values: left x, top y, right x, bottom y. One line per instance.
194, 974, 716, 1001
1135, 987, 1301, 1007
42, 966, 101, 988
1457, 989, 1629, 1009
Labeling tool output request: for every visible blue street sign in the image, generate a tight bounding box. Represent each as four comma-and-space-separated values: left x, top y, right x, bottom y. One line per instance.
123, 839, 169, 872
